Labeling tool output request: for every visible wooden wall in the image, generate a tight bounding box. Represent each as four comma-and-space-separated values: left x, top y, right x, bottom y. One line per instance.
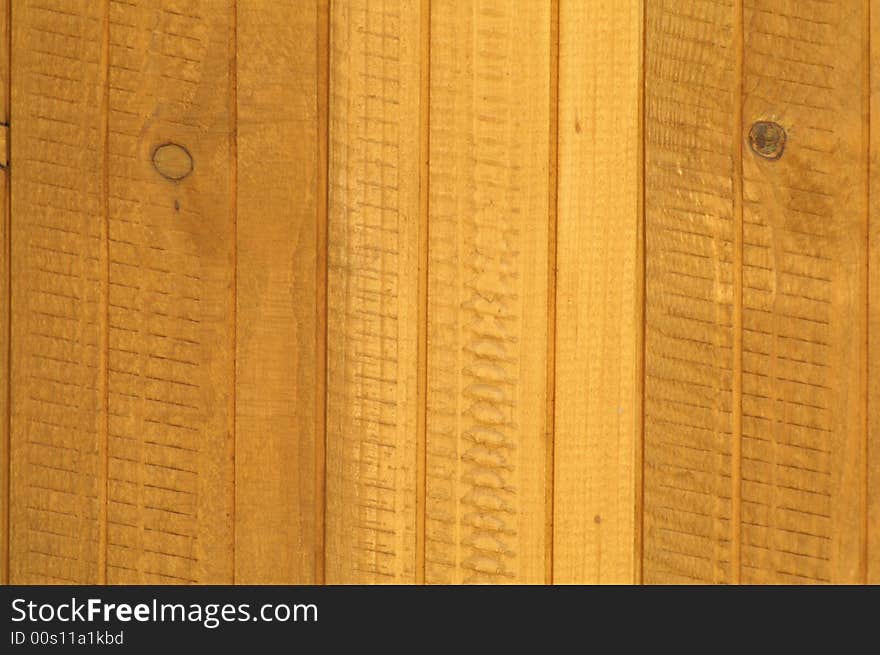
0, 0, 876, 584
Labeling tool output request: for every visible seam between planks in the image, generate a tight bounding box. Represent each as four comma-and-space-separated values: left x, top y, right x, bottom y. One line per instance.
546, 0, 559, 586
636, 0, 646, 586
864, 0, 871, 585
230, 0, 238, 585
316, 0, 330, 587
2, 0, 9, 585
872, 0, 880, 585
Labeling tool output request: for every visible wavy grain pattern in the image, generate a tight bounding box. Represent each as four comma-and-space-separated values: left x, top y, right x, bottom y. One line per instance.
425, 0, 550, 584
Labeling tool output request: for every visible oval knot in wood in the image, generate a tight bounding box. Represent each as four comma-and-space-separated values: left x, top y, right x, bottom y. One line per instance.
152, 143, 194, 181
748, 121, 786, 160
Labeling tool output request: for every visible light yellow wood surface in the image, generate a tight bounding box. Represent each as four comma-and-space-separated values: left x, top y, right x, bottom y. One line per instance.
553, 0, 642, 584
235, 0, 322, 585
325, 0, 422, 583
1, 0, 876, 585
425, 0, 551, 584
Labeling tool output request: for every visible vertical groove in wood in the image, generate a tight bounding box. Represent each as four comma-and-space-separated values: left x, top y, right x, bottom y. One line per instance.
870, 0, 880, 585
229, 0, 237, 585
326, 0, 422, 583
425, 0, 550, 584
553, 0, 641, 584
235, 0, 320, 584
636, 0, 647, 585
545, 0, 559, 586
10, 0, 107, 583
415, 0, 431, 586
643, 0, 738, 584
316, 0, 331, 586
740, 0, 867, 584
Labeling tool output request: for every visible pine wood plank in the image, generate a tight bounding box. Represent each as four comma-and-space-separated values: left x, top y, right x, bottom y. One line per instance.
0, 0, 9, 585
5, 0, 875, 587
553, 0, 642, 584
325, 0, 422, 583
869, 0, 880, 585
235, 0, 321, 584
9, 0, 235, 584
425, 0, 551, 584
102, 0, 235, 585
740, 0, 867, 584
643, 0, 738, 584
9, 0, 109, 584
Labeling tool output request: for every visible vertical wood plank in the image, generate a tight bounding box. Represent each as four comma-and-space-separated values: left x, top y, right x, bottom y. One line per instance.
553, 0, 641, 584
869, 0, 880, 585
0, 0, 9, 584
235, 0, 321, 584
425, 0, 550, 584
326, 0, 422, 583
643, 0, 738, 584
103, 0, 235, 584
9, 0, 108, 584
10, 0, 235, 584
740, 0, 867, 584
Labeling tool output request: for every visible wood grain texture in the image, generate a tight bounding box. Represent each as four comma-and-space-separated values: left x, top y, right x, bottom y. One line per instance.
3, 0, 877, 586
425, 0, 550, 584
325, 0, 422, 583
643, 0, 738, 584
0, 0, 8, 586
740, 0, 867, 584
644, 0, 872, 585
9, 0, 108, 584
103, 0, 235, 584
869, 0, 879, 585
9, 0, 235, 584
553, 0, 641, 584
235, 0, 321, 584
